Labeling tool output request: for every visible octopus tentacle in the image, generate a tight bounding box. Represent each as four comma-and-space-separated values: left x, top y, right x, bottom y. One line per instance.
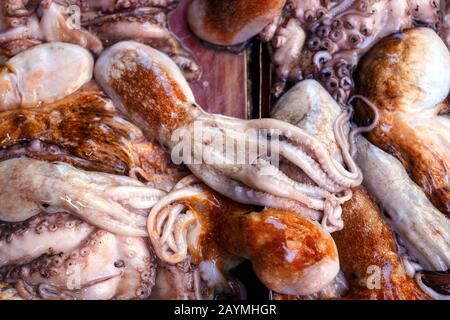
77, 0, 201, 80
330, 112, 363, 180
0, 158, 167, 236
346, 94, 380, 157
147, 186, 203, 264
147, 178, 341, 296
188, 163, 322, 220
70, 0, 179, 13
279, 141, 346, 192
209, 159, 329, 211
39, 0, 104, 55
322, 196, 345, 233
0, 213, 94, 268
245, 118, 363, 188
115, 235, 157, 299
16, 273, 124, 300
105, 186, 167, 210
0, 15, 42, 56
0, 0, 201, 80
186, 0, 442, 100
356, 27, 450, 217
81, 7, 166, 26
8, 231, 121, 300
270, 17, 305, 94
2, 0, 38, 28
173, 175, 201, 190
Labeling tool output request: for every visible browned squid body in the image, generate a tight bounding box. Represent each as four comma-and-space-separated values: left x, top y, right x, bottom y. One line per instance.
0, 0, 201, 80
188, 0, 441, 100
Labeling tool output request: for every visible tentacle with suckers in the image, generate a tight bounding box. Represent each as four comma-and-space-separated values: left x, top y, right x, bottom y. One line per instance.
2, 228, 157, 300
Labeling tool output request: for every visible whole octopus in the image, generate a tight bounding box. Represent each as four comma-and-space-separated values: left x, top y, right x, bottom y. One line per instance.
188, 0, 442, 101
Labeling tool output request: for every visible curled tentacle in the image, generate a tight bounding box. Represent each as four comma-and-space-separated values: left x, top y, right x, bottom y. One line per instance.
356, 27, 450, 217
0, 213, 94, 268
346, 94, 381, 157
147, 184, 204, 264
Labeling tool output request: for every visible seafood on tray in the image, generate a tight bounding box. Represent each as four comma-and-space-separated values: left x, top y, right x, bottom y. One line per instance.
0, 0, 449, 300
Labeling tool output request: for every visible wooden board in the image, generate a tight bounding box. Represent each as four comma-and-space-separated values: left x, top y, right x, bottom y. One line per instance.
169, 0, 249, 119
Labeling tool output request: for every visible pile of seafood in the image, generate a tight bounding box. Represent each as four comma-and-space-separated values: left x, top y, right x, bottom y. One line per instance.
0, 0, 448, 300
